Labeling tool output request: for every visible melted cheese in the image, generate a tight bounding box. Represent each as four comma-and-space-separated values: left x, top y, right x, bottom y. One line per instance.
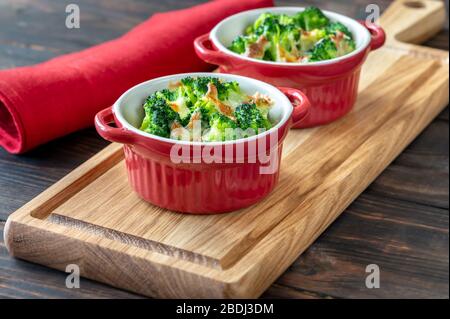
205, 83, 236, 120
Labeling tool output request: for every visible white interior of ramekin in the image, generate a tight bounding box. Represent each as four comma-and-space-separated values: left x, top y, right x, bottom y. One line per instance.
113, 72, 293, 146
210, 7, 372, 66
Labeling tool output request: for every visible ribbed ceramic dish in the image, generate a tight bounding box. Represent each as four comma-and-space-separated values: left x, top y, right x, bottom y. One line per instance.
194, 7, 386, 127
95, 72, 310, 213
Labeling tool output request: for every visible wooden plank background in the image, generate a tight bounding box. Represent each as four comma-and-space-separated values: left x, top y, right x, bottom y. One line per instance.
0, 0, 448, 298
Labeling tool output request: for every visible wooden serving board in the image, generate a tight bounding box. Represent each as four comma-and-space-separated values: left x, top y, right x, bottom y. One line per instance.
4, 0, 449, 298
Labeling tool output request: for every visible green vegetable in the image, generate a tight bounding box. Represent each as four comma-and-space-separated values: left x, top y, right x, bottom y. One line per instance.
181, 76, 211, 97
180, 76, 242, 102
296, 7, 330, 31
140, 93, 178, 138
276, 24, 301, 59
195, 99, 216, 120
202, 113, 237, 142
299, 28, 327, 52
229, 36, 247, 54
139, 77, 274, 142
228, 6, 356, 63
309, 33, 355, 62
309, 38, 339, 62
326, 22, 353, 38
235, 103, 271, 136
253, 13, 281, 37
278, 14, 295, 26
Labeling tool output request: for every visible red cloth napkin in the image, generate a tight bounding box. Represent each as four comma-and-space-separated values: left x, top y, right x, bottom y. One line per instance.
0, 0, 273, 154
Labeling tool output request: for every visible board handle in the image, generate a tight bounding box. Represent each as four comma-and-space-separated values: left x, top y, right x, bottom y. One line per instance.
380, 0, 447, 45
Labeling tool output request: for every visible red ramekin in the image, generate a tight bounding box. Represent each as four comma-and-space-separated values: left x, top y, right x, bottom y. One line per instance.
194, 7, 386, 128
95, 73, 310, 214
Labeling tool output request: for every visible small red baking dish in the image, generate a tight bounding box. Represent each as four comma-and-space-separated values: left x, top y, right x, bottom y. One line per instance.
194, 7, 386, 128
95, 73, 310, 214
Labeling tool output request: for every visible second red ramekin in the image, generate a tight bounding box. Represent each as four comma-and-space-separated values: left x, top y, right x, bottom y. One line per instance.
194, 7, 386, 128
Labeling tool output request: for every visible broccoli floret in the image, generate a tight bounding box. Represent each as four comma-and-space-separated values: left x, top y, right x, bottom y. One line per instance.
263, 49, 275, 61
140, 94, 178, 138
219, 80, 249, 109
229, 36, 247, 54
299, 28, 327, 52
181, 77, 221, 117
176, 84, 197, 108
251, 13, 302, 61
309, 38, 339, 62
253, 13, 280, 37
180, 76, 213, 98
235, 103, 271, 136
153, 87, 191, 126
182, 76, 244, 105
157, 89, 176, 101
283, 24, 301, 41
278, 25, 301, 56
245, 24, 255, 35
261, 23, 302, 62
296, 7, 330, 31
229, 32, 259, 54
202, 113, 237, 142
254, 13, 274, 29
181, 76, 209, 97
195, 99, 217, 123
217, 80, 240, 101
326, 22, 353, 38
308, 32, 355, 62
229, 34, 259, 55
181, 76, 221, 98
188, 105, 211, 133
278, 14, 295, 26
177, 78, 198, 109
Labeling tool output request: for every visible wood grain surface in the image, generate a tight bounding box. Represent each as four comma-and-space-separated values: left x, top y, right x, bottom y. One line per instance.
0, 0, 448, 299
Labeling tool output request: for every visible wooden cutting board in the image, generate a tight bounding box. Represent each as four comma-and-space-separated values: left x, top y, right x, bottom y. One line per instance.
4, 0, 449, 298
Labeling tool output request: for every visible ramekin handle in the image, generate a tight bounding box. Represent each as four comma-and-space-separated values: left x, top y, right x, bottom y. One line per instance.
95, 107, 136, 145
360, 20, 386, 51
194, 33, 229, 66
278, 87, 311, 128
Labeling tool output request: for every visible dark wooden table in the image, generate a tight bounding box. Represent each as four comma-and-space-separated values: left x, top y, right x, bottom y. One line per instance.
0, 0, 448, 299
